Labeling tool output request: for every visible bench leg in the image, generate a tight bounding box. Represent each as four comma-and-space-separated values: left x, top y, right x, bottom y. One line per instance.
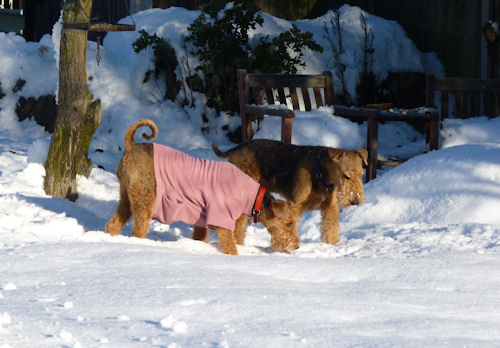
241, 112, 253, 142
281, 117, 292, 143
428, 119, 439, 151
366, 115, 379, 183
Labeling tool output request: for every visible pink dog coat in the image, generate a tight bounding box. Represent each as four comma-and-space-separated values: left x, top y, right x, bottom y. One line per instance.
151, 143, 260, 231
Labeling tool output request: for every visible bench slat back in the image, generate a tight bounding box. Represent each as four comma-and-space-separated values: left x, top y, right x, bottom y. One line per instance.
239, 70, 335, 112
426, 75, 500, 119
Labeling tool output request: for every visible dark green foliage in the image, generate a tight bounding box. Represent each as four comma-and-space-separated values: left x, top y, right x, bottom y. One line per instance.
132, 29, 181, 101
356, 71, 380, 106
250, 24, 323, 74
185, 0, 322, 112
185, 0, 263, 111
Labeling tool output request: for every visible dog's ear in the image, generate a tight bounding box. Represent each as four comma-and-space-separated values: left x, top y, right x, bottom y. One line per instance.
357, 149, 368, 167
327, 149, 345, 162
269, 200, 286, 217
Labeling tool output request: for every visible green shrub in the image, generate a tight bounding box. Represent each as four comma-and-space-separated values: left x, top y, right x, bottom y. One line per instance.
250, 24, 323, 74
185, 0, 323, 113
132, 29, 181, 102
185, 0, 262, 112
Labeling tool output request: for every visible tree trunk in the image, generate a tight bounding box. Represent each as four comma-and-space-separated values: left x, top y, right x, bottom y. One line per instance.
44, 0, 101, 201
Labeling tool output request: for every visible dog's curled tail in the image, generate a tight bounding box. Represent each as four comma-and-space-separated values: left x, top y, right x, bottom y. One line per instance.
211, 142, 234, 158
124, 119, 158, 152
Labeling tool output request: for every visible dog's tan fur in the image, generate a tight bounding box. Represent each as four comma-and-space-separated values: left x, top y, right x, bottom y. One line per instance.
212, 139, 367, 244
105, 120, 300, 255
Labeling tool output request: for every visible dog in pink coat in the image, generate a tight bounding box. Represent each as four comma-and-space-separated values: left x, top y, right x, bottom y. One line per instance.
105, 119, 300, 255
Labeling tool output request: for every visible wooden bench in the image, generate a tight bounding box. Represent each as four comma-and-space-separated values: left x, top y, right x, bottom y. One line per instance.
237, 69, 439, 182
334, 105, 439, 182
426, 75, 500, 119
238, 69, 335, 143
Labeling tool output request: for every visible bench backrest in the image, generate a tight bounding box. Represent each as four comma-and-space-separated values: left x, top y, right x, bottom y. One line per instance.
237, 69, 335, 111
426, 74, 500, 119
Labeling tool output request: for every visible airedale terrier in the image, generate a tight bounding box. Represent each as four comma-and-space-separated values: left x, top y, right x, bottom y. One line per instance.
212, 139, 367, 244
105, 120, 300, 255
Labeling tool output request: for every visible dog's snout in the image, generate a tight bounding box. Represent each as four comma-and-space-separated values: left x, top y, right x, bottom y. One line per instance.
295, 245, 300, 250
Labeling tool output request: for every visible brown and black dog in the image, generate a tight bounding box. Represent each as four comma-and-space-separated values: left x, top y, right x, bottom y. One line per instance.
212, 139, 367, 244
105, 120, 300, 255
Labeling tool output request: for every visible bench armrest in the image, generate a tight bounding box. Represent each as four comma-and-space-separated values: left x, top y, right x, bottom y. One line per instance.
243, 104, 295, 118
241, 104, 294, 143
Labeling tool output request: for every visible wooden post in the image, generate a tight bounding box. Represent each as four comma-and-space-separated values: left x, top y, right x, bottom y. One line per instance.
323, 70, 335, 106
238, 69, 252, 142
365, 111, 378, 183
281, 116, 292, 143
428, 116, 439, 151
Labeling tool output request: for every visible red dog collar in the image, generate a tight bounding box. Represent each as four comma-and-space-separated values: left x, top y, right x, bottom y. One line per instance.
252, 186, 266, 223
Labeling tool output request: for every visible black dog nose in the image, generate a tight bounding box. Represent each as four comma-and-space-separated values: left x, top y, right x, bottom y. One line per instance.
351, 199, 360, 205
295, 245, 300, 250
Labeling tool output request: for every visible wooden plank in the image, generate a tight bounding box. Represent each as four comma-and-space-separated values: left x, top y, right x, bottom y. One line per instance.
455, 91, 465, 118
433, 77, 500, 92
428, 74, 500, 117
441, 91, 449, 120
301, 87, 312, 111
426, 74, 436, 106
470, 91, 479, 116
378, 110, 439, 122
277, 88, 287, 105
246, 74, 327, 88
463, 92, 470, 116
265, 88, 275, 105
483, 91, 492, 116
366, 114, 379, 183
313, 88, 323, 107
252, 87, 263, 105
237, 69, 251, 142
428, 117, 439, 150
63, 22, 136, 32
290, 87, 300, 110
334, 105, 376, 121
250, 87, 257, 104
243, 104, 295, 118
281, 116, 293, 143
323, 71, 335, 106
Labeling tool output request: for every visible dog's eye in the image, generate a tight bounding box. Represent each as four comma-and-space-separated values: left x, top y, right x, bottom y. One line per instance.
286, 222, 293, 227
344, 173, 351, 180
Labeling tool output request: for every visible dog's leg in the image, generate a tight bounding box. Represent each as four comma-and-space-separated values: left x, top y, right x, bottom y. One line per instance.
234, 215, 250, 245
105, 185, 132, 236
291, 167, 312, 214
320, 196, 340, 244
214, 227, 238, 255
129, 187, 155, 239
192, 226, 209, 241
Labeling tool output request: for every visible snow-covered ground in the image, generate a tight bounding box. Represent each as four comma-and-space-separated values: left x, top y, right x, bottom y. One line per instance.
1, 5, 500, 347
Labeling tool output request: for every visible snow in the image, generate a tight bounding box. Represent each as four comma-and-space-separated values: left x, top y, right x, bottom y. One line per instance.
1, 5, 500, 347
